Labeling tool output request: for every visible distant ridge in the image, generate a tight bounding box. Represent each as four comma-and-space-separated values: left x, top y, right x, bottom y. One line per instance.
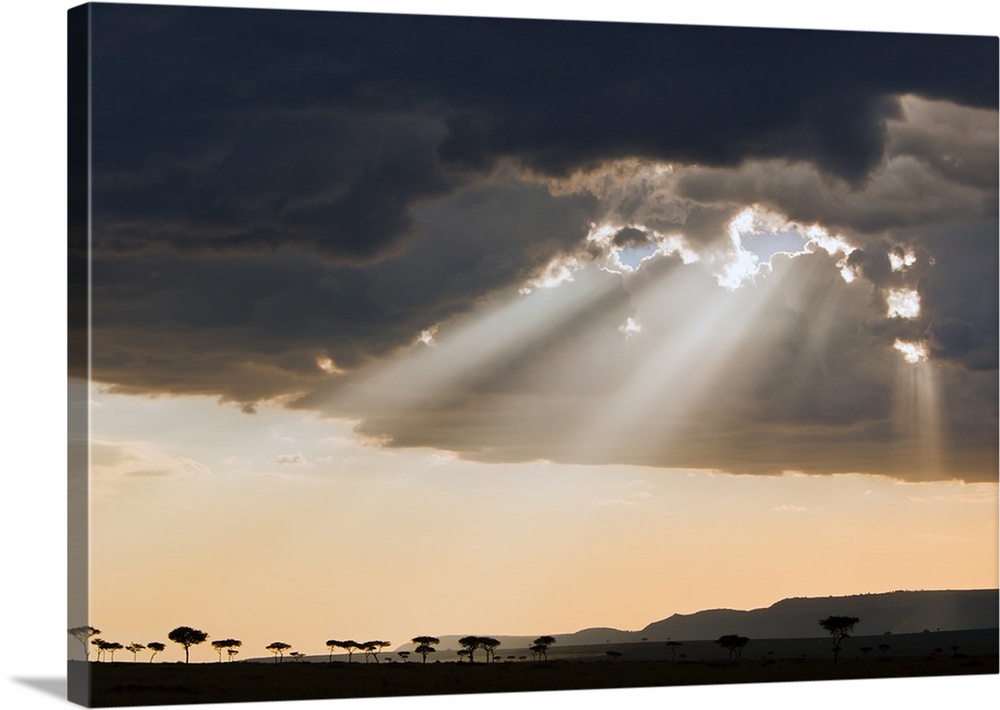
395, 589, 998, 652
636, 588, 999, 641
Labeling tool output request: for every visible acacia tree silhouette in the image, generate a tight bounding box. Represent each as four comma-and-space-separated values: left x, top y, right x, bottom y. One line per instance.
266, 642, 291, 663
147, 642, 165, 662
481, 637, 501, 663
360, 640, 390, 663
819, 616, 860, 666
412, 636, 440, 664
104, 642, 124, 661
666, 641, 682, 660
168, 626, 208, 663
211, 639, 242, 663
68, 626, 100, 660
458, 636, 486, 663
126, 643, 146, 662
227, 648, 240, 661
716, 635, 750, 662
532, 636, 555, 661
338, 640, 360, 662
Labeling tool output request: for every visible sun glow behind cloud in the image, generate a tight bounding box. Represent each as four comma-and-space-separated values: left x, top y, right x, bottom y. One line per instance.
887, 289, 921, 319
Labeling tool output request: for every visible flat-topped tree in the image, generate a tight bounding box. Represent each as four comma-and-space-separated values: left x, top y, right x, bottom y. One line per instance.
227, 648, 240, 661
211, 638, 242, 663
458, 636, 486, 663
411, 636, 440, 664
338, 640, 359, 663
126, 643, 146, 662
103, 641, 124, 662
532, 636, 555, 661
360, 640, 390, 664
68, 626, 100, 660
716, 635, 749, 662
147, 642, 165, 662
480, 637, 501, 663
819, 615, 860, 666
266, 641, 291, 663
168, 626, 208, 663
666, 641, 682, 660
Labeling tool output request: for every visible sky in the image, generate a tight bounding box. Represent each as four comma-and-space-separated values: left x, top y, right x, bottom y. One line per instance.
63, 0, 1000, 668
2, 3, 993, 710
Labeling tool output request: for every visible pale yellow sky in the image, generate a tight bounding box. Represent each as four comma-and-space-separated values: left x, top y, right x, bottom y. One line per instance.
80, 387, 998, 663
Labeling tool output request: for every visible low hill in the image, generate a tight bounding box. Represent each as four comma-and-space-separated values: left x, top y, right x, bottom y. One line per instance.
393, 589, 998, 653
636, 588, 999, 641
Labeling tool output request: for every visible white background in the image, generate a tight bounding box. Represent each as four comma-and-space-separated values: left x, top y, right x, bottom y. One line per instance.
1, 1, 997, 709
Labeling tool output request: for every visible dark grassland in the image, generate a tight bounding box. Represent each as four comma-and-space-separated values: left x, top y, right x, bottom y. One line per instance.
79, 631, 998, 707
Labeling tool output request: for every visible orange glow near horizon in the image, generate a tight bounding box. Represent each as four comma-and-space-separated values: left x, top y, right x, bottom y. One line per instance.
84, 391, 998, 662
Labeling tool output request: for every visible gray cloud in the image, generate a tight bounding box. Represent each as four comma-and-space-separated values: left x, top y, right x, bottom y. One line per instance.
312, 249, 996, 481
78, 5, 997, 481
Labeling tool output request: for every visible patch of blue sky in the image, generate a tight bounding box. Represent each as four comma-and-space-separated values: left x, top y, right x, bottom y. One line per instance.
740, 228, 807, 262
617, 244, 658, 269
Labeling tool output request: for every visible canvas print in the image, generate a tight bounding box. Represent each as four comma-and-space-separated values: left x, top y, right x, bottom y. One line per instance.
67, 2, 999, 707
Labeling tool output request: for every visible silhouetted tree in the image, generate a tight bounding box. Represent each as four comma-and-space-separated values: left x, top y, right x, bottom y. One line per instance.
414, 644, 437, 663
211, 639, 242, 663
878, 643, 890, 658
397, 651, 410, 662
168, 626, 208, 663
126, 643, 145, 662
532, 636, 556, 661
819, 616, 860, 666
147, 642, 165, 662
529, 644, 546, 661
339, 640, 360, 663
458, 636, 486, 663
481, 637, 501, 663
606, 650, 622, 661
361, 640, 390, 664
457, 650, 469, 662
91, 639, 106, 662
104, 642, 124, 662
412, 636, 440, 664
227, 648, 240, 661
666, 641, 682, 661
266, 642, 291, 663
716, 635, 749, 662
325, 639, 341, 662
68, 626, 100, 660
289, 651, 305, 662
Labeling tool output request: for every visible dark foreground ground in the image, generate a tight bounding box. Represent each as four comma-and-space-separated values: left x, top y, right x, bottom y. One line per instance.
76, 629, 998, 707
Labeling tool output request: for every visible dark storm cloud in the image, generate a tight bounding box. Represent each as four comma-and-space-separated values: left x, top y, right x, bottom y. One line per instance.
86, 174, 597, 401
81, 5, 997, 480
90, 6, 998, 259
611, 227, 651, 249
